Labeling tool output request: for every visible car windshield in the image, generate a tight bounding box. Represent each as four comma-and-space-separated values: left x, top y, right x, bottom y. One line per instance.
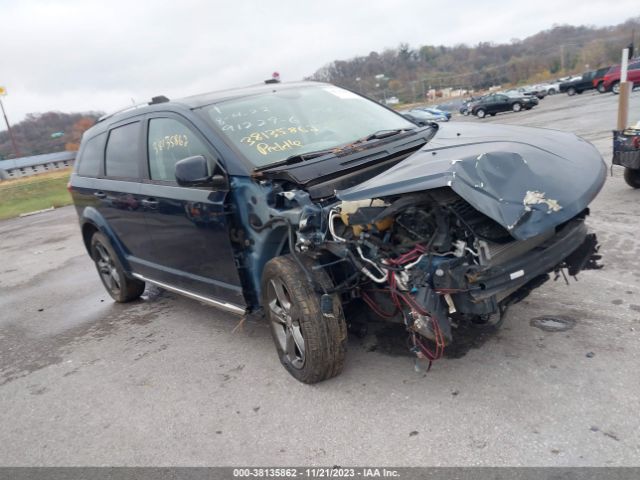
197, 85, 416, 168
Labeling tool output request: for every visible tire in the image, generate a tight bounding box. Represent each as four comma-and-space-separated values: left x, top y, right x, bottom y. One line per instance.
475, 109, 486, 118
512, 102, 522, 112
597, 82, 606, 93
90, 232, 145, 302
612, 81, 620, 95
548, 88, 556, 95
261, 255, 347, 384
624, 168, 640, 189
567, 87, 576, 96
490, 112, 496, 116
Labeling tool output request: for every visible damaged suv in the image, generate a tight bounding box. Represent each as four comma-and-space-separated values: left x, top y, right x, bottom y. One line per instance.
69, 82, 605, 383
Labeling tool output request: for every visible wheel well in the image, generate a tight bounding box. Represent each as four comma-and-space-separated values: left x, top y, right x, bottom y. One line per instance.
82, 223, 99, 254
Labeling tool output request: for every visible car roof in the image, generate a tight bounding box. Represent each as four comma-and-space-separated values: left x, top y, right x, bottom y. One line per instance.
94, 80, 331, 128
178, 80, 329, 108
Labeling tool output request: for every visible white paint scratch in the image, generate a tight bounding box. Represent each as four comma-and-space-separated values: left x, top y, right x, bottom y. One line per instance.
523, 190, 562, 212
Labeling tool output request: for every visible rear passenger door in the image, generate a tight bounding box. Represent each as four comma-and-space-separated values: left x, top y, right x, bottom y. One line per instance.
94, 120, 155, 272
140, 114, 246, 309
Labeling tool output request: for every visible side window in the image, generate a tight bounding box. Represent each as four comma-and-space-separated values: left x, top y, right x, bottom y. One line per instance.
77, 133, 105, 177
105, 122, 141, 179
147, 118, 211, 182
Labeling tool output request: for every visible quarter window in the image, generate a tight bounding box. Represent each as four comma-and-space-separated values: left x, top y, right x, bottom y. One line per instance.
147, 118, 210, 182
105, 122, 141, 178
77, 133, 105, 177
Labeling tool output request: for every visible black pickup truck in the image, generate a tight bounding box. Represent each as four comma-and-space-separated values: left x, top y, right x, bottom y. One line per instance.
559, 71, 596, 96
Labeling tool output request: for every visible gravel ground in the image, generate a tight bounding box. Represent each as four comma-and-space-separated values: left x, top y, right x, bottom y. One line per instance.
0, 91, 639, 466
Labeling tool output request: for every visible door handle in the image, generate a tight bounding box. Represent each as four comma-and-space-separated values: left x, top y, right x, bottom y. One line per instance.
141, 198, 159, 208
93, 191, 106, 199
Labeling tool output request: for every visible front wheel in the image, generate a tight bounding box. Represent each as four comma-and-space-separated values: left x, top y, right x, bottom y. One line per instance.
612, 82, 620, 95
624, 168, 640, 188
261, 255, 347, 384
475, 109, 486, 118
548, 88, 557, 95
512, 102, 522, 112
597, 83, 606, 93
567, 87, 576, 96
90, 232, 145, 302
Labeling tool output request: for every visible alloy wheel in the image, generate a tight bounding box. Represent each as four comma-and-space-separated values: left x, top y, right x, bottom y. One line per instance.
267, 278, 305, 369
95, 242, 121, 295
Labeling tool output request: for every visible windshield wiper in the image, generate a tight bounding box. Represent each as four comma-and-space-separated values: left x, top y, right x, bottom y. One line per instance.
254, 148, 337, 172
363, 128, 415, 141
341, 128, 417, 150
254, 128, 420, 173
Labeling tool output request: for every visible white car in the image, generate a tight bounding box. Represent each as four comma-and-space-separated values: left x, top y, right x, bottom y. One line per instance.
535, 82, 563, 95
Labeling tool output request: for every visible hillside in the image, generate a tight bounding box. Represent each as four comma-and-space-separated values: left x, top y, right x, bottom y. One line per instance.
0, 111, 103, 159
308, 16, 640, 103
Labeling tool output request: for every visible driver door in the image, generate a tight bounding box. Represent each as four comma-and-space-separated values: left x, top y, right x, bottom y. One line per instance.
139, 114, 246, 310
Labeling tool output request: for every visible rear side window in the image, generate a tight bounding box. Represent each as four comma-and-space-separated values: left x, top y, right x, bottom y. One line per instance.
105, 122, 141, 178
77, 134, 105, 177
147, 118, 210, 182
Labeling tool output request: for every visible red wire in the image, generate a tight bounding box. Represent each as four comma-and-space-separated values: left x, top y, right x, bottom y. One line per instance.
362, 242, 447, 362
362, 291, 397, 319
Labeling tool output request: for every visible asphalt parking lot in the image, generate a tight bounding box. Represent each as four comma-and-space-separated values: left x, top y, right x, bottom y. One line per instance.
1, 91, 639, 467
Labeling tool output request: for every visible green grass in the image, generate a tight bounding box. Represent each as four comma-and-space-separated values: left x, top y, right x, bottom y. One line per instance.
0, 169, 73, 220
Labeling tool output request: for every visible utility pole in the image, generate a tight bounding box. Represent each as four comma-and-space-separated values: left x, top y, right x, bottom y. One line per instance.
0, 88, 21, 158
617, 48, 631, 131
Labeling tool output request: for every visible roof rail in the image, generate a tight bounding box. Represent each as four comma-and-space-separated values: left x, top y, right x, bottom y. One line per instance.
97, 95, 171, 123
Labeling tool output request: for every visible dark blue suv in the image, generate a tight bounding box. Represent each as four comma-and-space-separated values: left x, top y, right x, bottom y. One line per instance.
70, 81, 605, 383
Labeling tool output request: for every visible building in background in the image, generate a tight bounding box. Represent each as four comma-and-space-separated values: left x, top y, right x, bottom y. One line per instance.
0, 151, 76, 180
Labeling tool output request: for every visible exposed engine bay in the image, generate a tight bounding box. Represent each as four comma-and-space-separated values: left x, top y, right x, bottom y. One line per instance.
252, 186, 602, 367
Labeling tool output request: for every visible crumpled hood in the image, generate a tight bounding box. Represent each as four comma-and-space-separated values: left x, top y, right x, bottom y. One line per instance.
336, 122, 606, 240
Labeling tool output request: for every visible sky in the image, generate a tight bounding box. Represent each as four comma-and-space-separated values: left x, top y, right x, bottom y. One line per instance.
0, 0, 638, 128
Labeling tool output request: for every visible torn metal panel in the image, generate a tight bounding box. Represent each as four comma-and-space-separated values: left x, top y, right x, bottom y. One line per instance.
337, 123, 607, 240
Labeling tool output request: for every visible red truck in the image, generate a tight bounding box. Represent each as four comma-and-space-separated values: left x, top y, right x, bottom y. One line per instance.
602, 60, 640, 93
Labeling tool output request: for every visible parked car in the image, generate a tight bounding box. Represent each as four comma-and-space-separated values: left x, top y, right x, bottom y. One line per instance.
432, 100, 463, 113
592, 66, 612, 93
612, 125, 640, 187
471, 93, 536, 118
413, 106, 452, 120
535, 82, 562, 95
602, 60, 640, 94
400, 108, 449, 124
559, 71, 597, 95
459, 96, 483, 115
505, 86, 546, 99
69, 81, 604, 383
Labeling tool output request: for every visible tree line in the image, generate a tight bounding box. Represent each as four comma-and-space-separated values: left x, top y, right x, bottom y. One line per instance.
0, 111, 103, 160
308, 16, 640, 103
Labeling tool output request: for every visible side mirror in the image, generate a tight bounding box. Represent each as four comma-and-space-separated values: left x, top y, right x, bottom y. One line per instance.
175, 155, 228, 190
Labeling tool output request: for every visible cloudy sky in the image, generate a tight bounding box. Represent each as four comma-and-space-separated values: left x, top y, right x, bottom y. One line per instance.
0, 0, 637, 127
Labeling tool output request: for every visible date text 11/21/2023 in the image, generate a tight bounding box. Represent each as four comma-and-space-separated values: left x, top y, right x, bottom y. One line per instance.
232, 468, 401, 478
